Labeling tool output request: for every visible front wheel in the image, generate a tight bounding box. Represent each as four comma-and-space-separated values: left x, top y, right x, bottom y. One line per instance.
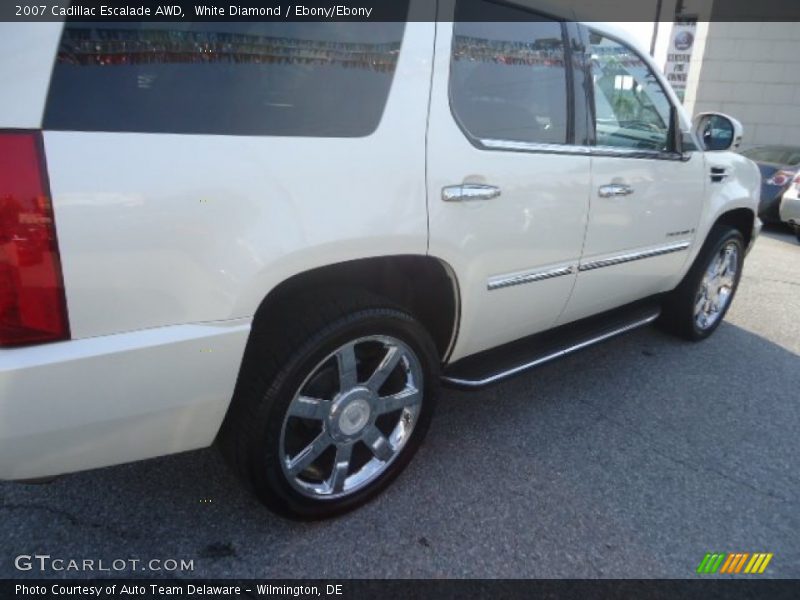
659, 225, 744, 341
220, 291, 439, 519
795, 225, 800, 244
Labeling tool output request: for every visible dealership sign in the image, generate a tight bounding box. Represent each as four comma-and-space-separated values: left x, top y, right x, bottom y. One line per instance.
664, 22, 696, 102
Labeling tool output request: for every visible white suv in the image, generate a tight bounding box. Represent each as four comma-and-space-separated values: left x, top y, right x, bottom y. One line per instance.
0, 2, 760, 518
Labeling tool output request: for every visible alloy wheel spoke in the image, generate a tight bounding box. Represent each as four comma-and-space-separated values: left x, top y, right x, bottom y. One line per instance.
723, 252, 737, 278
694, 294, 707, 317
366, 345, 403, 393
722, 245, 737, 274
707, 259, 722, 279
286, 432, 330, 475
336, 343, 359, 391
376, 386, 421, 415
287, 395, 329, 420
329, 443, 353, 493
362, 425, 393, 462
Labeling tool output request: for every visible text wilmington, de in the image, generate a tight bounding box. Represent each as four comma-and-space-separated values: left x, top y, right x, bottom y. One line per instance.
195, 5, 374, 17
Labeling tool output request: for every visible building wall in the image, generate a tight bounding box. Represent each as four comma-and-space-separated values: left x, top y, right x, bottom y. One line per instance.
683, 22, 800, 148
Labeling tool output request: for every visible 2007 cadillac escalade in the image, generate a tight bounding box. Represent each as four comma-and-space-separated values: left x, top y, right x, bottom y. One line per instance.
0, 1, 761, 518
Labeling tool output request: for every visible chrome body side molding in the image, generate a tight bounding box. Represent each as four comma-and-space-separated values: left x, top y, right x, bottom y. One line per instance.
486, 241, 691, 291
487, 265, 574, 291
578, 241, 690, 272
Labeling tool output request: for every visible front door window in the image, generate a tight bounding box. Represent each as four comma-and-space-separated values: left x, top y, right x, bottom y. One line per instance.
589, 32, 672, 152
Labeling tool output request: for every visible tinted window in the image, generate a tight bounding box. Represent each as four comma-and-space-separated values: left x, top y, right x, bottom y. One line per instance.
450, 2, 568, 145
589, 32, 672, 151
44, 21, 407, 137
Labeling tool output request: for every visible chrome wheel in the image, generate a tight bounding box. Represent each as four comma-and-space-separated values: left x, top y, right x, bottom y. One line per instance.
279, 335, 423, 500
694, 241, 739, 331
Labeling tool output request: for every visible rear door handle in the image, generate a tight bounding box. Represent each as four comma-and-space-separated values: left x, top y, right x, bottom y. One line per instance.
442, 184, 501, 202
598, 183, 634, 198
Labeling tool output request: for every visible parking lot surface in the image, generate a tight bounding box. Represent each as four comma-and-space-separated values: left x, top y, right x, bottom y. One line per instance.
2, 228, 798, 579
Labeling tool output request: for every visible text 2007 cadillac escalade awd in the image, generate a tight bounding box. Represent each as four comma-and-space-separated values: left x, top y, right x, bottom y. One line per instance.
0, 1, 760, 518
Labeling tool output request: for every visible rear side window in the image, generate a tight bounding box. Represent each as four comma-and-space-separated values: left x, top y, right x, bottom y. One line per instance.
450, 1, 569, 145
44, 21, 407, 137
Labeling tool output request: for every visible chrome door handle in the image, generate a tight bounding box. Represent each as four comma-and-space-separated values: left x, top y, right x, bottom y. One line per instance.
598, 183, 634, 198
442, 184, 501, 202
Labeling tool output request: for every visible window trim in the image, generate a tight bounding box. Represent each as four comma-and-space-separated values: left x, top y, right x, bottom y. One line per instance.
565, 21, 592, 147
479, 138, 689, 161
444, 10, 687, 161
446, 4, 577, 154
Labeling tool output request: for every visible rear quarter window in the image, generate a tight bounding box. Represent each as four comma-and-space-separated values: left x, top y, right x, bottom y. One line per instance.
44, 21, 407, 137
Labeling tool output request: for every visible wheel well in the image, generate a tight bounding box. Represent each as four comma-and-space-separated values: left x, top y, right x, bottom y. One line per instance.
251, 256, 459, 360
715, 208, 755, 248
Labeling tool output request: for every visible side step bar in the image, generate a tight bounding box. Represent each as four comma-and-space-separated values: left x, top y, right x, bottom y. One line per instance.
441, 301, 661, 389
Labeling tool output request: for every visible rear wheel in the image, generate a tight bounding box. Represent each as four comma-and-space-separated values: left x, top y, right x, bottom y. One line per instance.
659, 225, 744, 340
219, 290, 439, 519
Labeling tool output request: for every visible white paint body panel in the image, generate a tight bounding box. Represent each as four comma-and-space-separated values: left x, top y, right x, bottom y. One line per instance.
45, 22, 435, 339
557, 153, 706, 324
0, 321, 249, 479
0, 19, 760, 481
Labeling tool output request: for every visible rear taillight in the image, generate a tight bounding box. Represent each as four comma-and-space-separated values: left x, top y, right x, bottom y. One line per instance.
766, 169, 795, 187
0, 131, 69, 346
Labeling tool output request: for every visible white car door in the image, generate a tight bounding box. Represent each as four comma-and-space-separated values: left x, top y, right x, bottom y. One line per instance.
558, 26, 706, 325
427, 0, 592, 361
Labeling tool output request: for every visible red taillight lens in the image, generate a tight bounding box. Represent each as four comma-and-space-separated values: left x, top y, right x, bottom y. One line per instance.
0, 132, 69, 346
766, 169, 795, 187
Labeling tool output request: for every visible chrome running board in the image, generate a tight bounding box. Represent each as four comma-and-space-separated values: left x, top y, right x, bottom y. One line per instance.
442, 303, 661, 389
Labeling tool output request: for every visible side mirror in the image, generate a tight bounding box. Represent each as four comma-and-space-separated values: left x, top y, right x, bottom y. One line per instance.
692, 112, 743, 151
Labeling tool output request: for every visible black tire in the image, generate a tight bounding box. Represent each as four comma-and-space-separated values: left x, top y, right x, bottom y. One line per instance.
219, 289, 439, 520
795, 225, 800, 244
658, 225, 745, 341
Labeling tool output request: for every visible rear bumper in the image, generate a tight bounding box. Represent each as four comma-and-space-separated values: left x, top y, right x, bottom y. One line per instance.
0, 320, 249, 480
780, 194, 800, 226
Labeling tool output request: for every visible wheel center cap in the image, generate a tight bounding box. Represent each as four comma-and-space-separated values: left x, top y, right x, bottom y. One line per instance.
338, 398, 371, 436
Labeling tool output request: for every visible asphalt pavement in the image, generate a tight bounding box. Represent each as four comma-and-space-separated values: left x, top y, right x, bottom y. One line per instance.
2, 227, 798, 579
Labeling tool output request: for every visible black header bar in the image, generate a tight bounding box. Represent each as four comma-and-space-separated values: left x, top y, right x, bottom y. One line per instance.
3, 579, 800, 600
3, 0, 800, 22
